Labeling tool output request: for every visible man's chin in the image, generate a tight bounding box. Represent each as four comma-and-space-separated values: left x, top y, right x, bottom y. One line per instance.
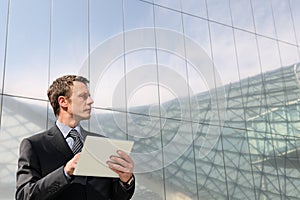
76, 115, 91, 121
83, 115, 91, 120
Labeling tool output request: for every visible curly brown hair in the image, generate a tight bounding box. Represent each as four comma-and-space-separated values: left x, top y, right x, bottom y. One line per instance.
47, 75, 89, 116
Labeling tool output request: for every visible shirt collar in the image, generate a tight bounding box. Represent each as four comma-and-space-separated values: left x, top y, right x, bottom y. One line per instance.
56, 120, 82, 139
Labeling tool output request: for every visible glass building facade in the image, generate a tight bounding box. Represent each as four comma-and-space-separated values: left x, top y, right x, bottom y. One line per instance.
1, 0, 300, 199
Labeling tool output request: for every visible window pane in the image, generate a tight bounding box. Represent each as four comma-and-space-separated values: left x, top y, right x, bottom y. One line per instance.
257, 36, 280, 72
124, 0, 154, 30
154, 0, 181, 11
163, 120, 197, 199
4, 0, 50, 99
181, 0, 207, 18
206, 0, 231, 26
252, 0, 276, 38
272, 0, 296, 44
0, 0, 8, 93
290, 0, 300, 46
128, 112, 165, 199
234, 30, 260, 79
50, 0, 88, 80
154, 4, 182, 32
90, 0, 123, 49
230, 0, 255, 32
0, 96, 47, 199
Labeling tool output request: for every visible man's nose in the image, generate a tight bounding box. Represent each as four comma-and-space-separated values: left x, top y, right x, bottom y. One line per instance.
88, 96, 94, 104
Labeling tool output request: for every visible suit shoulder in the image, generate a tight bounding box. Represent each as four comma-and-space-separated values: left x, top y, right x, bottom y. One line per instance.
82, 129, 106, 138
23, 131, 47, 142
22, 126, 56, 143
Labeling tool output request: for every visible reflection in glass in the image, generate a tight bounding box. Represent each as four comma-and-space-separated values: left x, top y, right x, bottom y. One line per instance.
257, 36, 280, 73
229, 0, 254, 32
163, 120, 197, 199
0, 1, 300, 199
271, 0, 296, 44
125, 50, 159, 116
206, 0, 231, 26
210, 23, 239, 84
154, 0, 181, 11
251, 0, 276, 38
181, 0, 207, 18
154, 4, 182, 32
0, 0, 8, 93
50, 0, 88, 80
289, 0, 300, 46
90, 0, 123, 49
90, 108, 127, 140
4, 0, 50, 99
182, 14, 211, 57
91, 56, 126, 110
234, 30, 260, 79
278, 43, 299, 67
0, 96, 47, 199
124, 0, 154, 30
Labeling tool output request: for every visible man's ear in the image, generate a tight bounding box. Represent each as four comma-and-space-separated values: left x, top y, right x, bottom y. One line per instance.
58, 96, 68, 108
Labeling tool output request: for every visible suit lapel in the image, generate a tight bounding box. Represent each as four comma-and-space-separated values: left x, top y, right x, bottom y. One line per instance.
48, 125, 73, 159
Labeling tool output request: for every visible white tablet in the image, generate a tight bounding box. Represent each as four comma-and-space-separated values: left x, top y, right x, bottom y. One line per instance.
73, 136, 134, 177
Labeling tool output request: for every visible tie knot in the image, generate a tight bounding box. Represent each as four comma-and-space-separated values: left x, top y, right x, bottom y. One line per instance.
68, 129, 83, 154
69, 129, 79, 139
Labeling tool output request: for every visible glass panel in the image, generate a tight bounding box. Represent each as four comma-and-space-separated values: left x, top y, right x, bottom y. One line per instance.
88, 0, 124, 111
123, 27, 157, 116
157, 50, 191, 121
154, 0, 181, 11
278, 43, 299, 67
154, 3, 182, 32
249, 129, 299, 199
182, 14, 211, 60
1, 1, 300, 199
90, 109, 127, 140
163, 120, 197, 199
230, 0, 255, 32
206, 0, 231, 26
91, 55, 126, 110
0, 0, 8, 93
127, 113, 164, 200
256, 36, 280, 72
271, 0, 296, 44
4, 0, 50, 99
0, 96, 47, 200
181, 0, 207, 18
210, 23, 239, 85
222, 126, 256, 199
91, 109, 164, 200
124, 0, 154, 30
195, 129, 227, 199
50, 0, 88, 80
125, 50, 160, 116
47, 102, 56, 129
251, 0, 276, 38
289, 0, 300, 46
234, 30, 260, 79
132, 172, 164, 200
90, 0, 122, 49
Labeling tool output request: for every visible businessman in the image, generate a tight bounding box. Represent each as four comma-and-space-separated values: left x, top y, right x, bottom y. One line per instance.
16, 75, 135, 200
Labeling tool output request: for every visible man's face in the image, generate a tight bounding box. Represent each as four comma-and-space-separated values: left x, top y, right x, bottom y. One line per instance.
67, 81, 94, 121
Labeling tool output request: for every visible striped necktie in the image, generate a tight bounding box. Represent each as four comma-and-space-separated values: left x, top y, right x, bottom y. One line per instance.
68, 129, 83, 154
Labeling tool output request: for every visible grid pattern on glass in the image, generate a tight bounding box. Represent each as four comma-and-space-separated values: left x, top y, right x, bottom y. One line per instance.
0, 0, 299, 199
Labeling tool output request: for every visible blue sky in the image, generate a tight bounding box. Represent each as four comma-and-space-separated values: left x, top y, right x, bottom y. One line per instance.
0, 0, 299, 107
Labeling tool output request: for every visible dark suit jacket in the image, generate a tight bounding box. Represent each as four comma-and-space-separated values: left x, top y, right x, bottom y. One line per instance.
16, 125, 135, 200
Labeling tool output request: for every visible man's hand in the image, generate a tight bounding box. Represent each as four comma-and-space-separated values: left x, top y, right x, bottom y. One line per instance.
107, 150, 134, 183
64, 153, 80, 176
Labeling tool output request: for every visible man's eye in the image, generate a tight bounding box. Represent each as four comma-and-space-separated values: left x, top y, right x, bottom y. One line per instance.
80, 94, 89, 99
